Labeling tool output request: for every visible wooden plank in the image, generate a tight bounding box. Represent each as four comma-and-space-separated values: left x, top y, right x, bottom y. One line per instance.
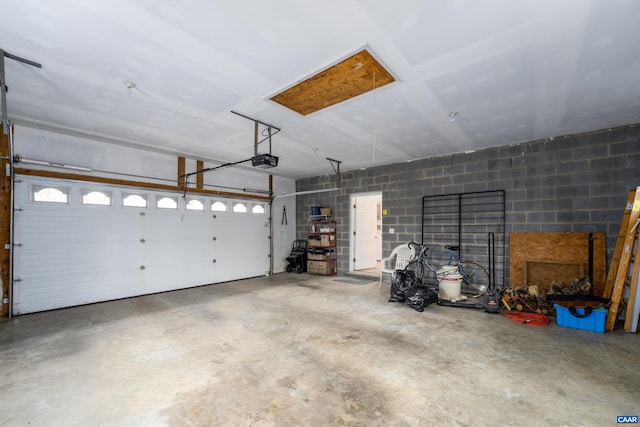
270, 48, 395, 116
196, 160, 203, 190
603, 188, 637, 298
0, 130, 10, 317
177, 156, 185, 187
626, 269, 640, 333
509, 232, 606, 295
606, 187, 640, 331
524, 259, 583, 288
624, 238, 640, 332
14, 168, 270, 202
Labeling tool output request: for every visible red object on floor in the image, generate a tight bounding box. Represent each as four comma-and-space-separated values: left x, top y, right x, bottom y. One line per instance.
503, 312, 550, 326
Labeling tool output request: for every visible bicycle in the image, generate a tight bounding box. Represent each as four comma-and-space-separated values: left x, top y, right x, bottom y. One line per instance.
404, 241, 489, 296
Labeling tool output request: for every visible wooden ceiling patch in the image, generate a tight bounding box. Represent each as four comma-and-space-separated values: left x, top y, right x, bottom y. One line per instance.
270, 48, 395, 116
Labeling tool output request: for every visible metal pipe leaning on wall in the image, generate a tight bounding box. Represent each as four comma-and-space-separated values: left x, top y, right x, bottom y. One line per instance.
272, 188, 340, 200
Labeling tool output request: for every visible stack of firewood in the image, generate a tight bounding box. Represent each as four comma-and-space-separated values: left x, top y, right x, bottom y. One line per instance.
546, 277, 591, 296
500, 277, 592, 315
501, 286, 552, 314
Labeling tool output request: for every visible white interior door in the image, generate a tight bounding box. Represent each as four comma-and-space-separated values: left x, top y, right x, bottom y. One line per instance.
353, 194, 380, 270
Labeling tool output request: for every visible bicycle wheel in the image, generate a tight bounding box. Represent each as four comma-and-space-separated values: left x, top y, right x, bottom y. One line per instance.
458, 261, 489, 295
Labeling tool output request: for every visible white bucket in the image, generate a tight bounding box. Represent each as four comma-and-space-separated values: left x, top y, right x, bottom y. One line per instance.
437, 265, 458, 278
437, 266, 465, 302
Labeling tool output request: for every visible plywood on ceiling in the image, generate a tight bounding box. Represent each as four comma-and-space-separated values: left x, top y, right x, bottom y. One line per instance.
509, 232, 607, 296
270, 49, 395, 116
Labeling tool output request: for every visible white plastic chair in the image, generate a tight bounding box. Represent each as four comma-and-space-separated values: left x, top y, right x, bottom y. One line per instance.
379, 244, 416, 288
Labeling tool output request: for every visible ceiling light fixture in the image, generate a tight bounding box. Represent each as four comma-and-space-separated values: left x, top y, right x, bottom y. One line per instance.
122, 80, 136, 95
448, 111, 458, 122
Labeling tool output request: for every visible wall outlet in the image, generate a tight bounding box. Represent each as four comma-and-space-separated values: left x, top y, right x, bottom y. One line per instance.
389, 228, 395, 234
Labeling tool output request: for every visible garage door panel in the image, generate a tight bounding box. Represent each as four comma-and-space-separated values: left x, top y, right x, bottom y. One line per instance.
144, 240, 213, 265
16, 245, 143, 273
17, 207, 141, 233
144, 213, 194, 238
215, 235, 269, 281
13, 266, 144, 315
143, 240, 215, 293
143, 262, 216, 294
13, 177, 270, 314
15, 269, 142, 300
214, 215, 268, 237
213, 215, 270, 279
13, 238, 144, 314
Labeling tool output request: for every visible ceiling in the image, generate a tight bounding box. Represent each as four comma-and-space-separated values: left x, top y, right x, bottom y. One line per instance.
2, 0, 639, 180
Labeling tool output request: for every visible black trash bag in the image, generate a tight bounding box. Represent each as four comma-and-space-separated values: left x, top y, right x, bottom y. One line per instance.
388, 269, 416, 302
404, 286, 438, 312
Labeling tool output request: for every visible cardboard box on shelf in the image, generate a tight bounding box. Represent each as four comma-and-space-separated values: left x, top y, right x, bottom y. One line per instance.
308, 235, 335, 247
307, 260, 335, 275
308, 252, 332, 261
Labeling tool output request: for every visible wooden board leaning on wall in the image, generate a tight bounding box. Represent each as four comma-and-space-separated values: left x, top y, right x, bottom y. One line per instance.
509, 232, 607, 296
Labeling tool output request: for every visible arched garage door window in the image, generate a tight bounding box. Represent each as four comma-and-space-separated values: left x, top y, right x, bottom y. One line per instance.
33, 185, 69, 203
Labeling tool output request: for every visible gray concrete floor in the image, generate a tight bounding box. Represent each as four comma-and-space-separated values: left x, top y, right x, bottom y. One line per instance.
1, 273, 639, 427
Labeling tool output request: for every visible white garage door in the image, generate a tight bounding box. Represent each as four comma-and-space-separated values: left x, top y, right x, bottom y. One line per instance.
12, 176, 270, 314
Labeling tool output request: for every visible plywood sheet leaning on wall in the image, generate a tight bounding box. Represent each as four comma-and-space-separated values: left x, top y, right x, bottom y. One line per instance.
509, 232, 606, 296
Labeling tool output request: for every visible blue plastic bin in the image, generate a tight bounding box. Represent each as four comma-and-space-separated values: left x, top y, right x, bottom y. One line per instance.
554, 303, 608, 333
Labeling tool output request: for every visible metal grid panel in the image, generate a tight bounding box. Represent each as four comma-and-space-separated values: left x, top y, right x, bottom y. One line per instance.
421, 190, 506, 288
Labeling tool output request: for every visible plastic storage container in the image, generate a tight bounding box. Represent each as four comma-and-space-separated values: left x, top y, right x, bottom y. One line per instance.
553, 303, 608, 333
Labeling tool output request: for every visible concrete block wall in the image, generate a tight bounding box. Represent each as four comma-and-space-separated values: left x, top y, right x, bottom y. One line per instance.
296, 123, 640, 284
